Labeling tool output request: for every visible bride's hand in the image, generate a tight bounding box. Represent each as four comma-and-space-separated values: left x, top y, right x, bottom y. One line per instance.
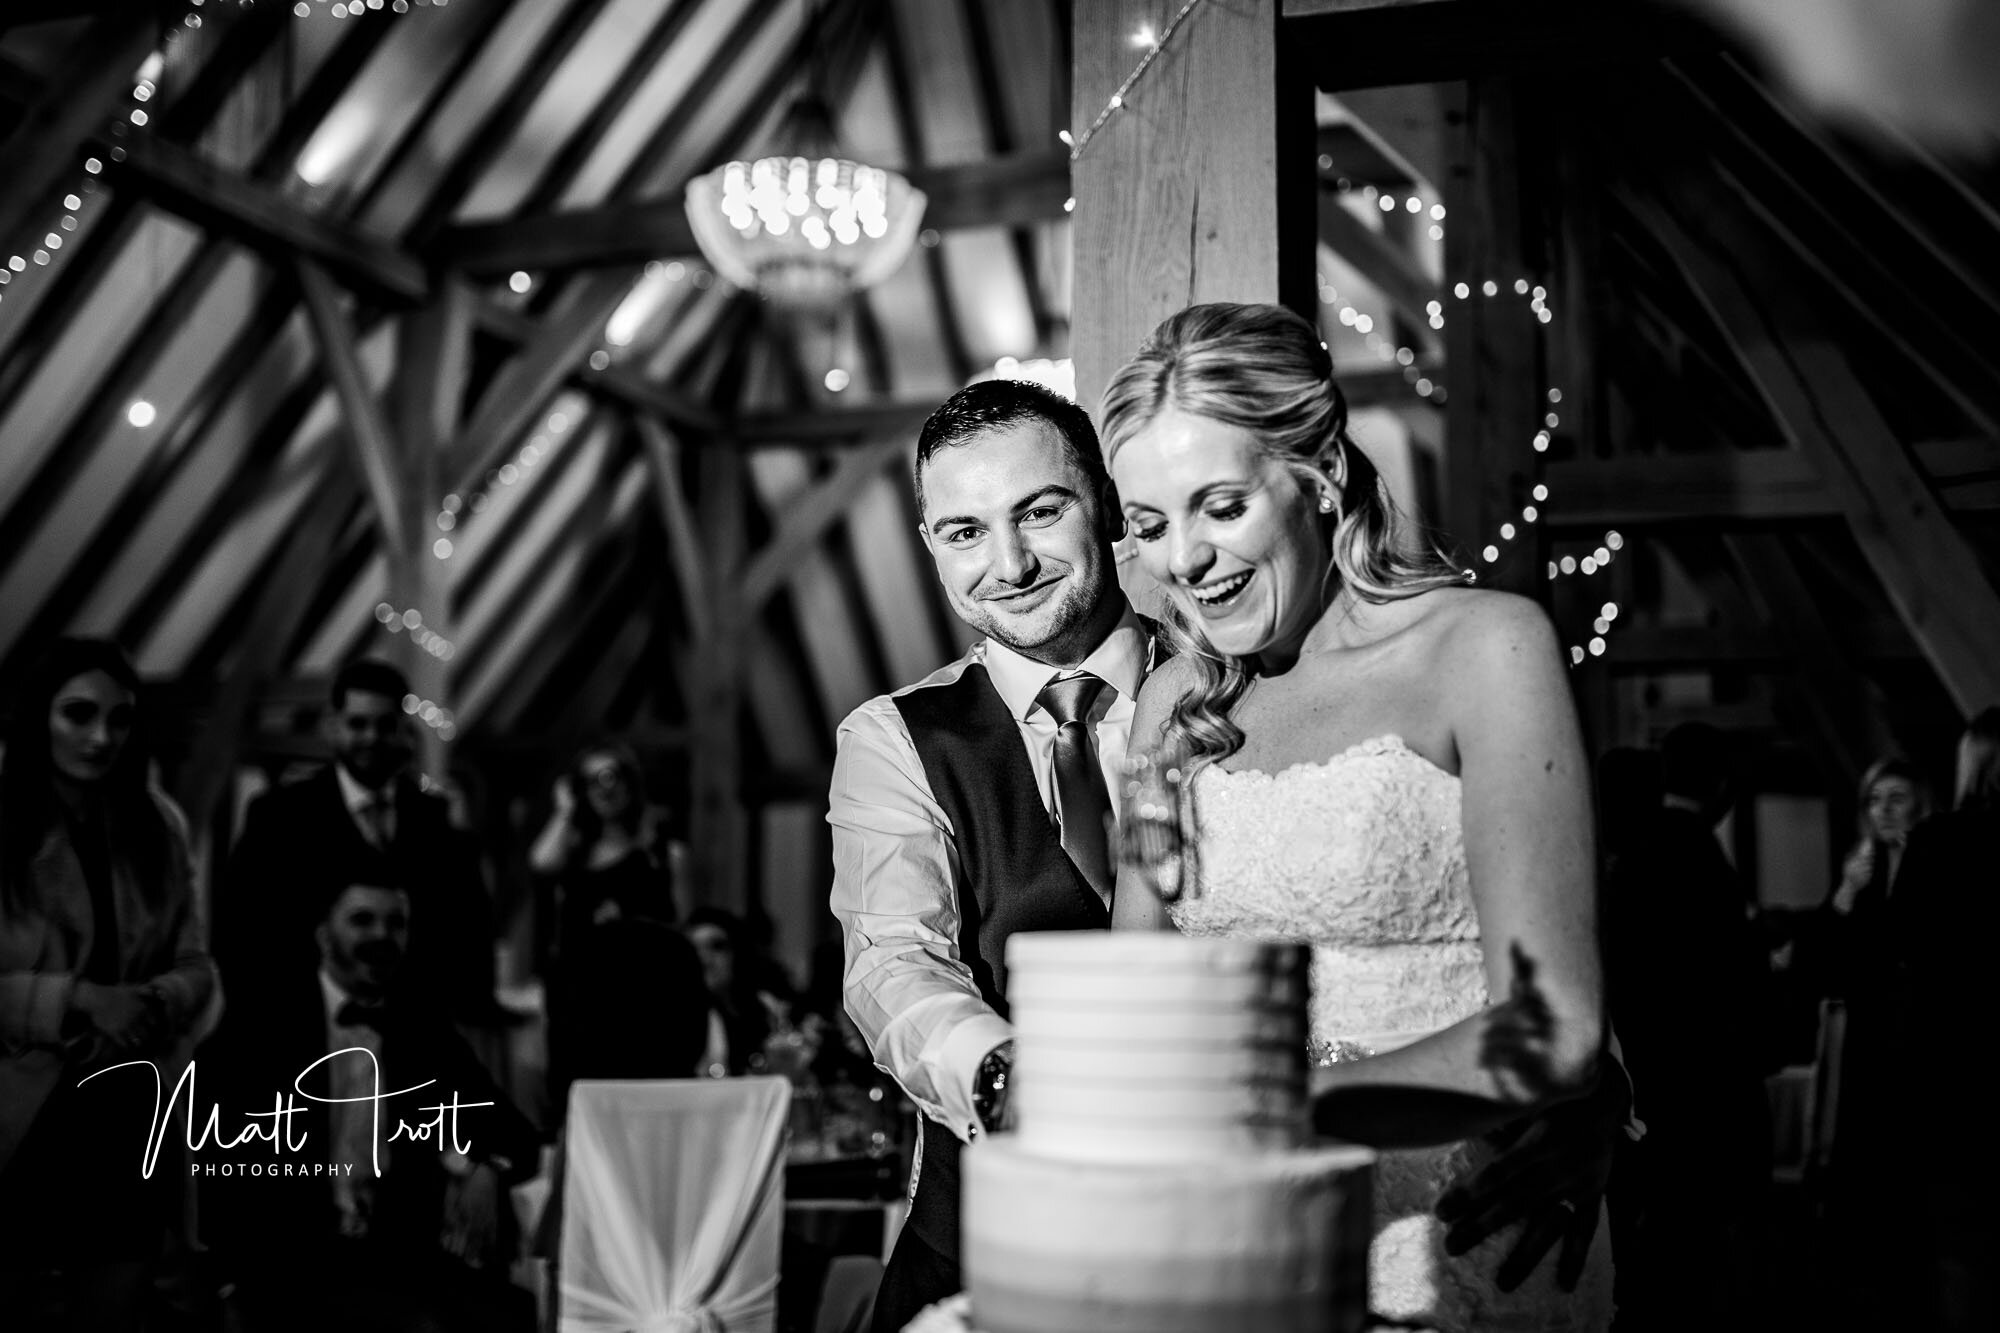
1434, 1060, 1627, 1291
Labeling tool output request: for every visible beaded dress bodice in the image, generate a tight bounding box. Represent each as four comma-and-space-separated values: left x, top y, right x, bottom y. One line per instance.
1168, 735, 1613, 1331
1171, 735, 1485, 1057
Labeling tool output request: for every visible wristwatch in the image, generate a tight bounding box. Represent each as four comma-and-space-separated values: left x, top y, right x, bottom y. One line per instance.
973, 1041, 1015, 1134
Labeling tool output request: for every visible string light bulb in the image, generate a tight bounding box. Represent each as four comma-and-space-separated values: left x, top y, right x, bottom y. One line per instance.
1065, 0, 1207, 161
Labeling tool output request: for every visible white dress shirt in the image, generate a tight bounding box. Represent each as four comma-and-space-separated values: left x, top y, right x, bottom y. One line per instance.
318, 969, 388, 1224
334, 763, 396, 847
828, 607, 1152, 1143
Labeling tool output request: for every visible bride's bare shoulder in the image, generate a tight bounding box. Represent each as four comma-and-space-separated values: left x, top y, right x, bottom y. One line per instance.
1415, 586, 1564, 678
1129, 651, 1200, 755
1383, 585, 1553, 659
1135, 649, 1200, 710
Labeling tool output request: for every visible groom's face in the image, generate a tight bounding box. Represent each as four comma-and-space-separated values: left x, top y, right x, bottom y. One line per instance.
919, 421, 1116, 662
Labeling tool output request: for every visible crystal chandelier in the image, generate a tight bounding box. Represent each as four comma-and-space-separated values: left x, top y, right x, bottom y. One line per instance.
685, 91, 927, 313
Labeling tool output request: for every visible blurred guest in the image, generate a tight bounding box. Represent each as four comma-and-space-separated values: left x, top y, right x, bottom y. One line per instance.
0, 638, 218, 1330
529, 742, 677, 948
220, 659, 495, 1021
532, 920, 714, 1272
1596, 746, 1664, 885
1829, 758, 1930, 916
1601, 724, 1771, 1331
549, 918, 710, 1104
686, 907, 785, 1077
1830, 715, 1998, 1330
1818, 756, 1932, 1260
532, 744, 680, 1099
201, 879, 537, 1333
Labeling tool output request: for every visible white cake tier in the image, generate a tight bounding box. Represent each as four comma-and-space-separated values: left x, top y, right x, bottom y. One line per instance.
1005, 933, 1310, 1161
965, 1136, 1376, 1333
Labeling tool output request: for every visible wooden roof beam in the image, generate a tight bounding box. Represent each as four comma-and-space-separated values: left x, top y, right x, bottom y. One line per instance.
634, 415, 714, 644
730, 362, 1443, 446
115, 134, 427, 300
1630, 185, 2000, 715
0, 0, 157, 253
295, 260, 411, 554
428, 149, 1073, 277
1543, 439, 2000, 527
1723, 532, 1896, 783
1601, 623, 1921, 669
732, 437, 909, 619
1318, 187, 1438, 340
1283, 0, 1717, 91
105, 135, 720, 432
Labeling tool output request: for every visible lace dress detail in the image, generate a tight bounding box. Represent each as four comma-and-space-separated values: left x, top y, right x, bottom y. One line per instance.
1170, 736, 1613, 1332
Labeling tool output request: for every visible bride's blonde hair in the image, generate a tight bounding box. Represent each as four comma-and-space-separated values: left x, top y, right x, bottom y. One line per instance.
1100, 302, 1464, 771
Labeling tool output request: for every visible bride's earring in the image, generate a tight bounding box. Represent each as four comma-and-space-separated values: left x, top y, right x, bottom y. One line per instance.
1318, 492, 1336, 514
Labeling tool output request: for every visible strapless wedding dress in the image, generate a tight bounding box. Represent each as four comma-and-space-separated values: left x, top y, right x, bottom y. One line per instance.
1169, 735, 1614, 1331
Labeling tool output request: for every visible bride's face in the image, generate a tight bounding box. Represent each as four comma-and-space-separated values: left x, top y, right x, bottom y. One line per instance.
1113, 406, 1332, 662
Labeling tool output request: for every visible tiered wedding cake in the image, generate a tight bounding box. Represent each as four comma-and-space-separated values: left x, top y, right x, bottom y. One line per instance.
961, 933, 1375, 1333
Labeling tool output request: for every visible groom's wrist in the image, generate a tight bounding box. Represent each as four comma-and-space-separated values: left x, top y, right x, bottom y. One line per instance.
973, 1041, 1015, 1133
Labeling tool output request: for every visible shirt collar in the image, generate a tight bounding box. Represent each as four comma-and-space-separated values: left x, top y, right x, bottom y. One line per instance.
318, 966, 353, 1025
334, 763, 392, 816
981, 602, 1149, 723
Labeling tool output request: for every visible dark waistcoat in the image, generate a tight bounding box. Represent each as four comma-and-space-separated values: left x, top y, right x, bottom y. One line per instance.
892, 662, 1109, 1257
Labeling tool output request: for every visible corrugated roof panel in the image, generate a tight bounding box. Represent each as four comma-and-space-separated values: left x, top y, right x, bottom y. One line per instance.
453, 0, 684, 223
294, 552, 390, 677
0, 210, 203, 500
72, 310, 317, 635
355, 0, 576, 237
287, 0, 495, 198
453, 416, 617, 656
0, 249, 268, 661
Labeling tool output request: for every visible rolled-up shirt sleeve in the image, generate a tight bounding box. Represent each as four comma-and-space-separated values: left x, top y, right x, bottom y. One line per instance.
829, 697, 1011, 1142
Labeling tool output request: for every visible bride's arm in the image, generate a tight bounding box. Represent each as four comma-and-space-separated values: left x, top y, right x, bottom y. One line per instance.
1110, 656, 1194, 932
1313, 594, 1604, 1145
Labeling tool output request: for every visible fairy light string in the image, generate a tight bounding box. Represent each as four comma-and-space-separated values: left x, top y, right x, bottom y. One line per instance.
1062, 0, 1209, 163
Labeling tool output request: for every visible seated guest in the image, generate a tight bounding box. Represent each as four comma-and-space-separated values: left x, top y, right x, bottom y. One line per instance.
686, 907, 785, 1076
219, 659, 495, 1022
0, 638, 218, 1332
550, 918, 711, 1107
200, 879, 537, 1333
533, 921, 714, 1265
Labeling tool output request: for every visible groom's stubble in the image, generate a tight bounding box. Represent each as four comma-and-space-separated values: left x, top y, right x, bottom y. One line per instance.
917, 422, 1124, 669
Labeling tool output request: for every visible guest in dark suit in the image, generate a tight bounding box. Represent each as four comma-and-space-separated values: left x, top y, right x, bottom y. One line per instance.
220, 659, 494, 1021
201, 879, 537, 1333
1603, 723, 1772, 1330
1833, 713, 1997, 1331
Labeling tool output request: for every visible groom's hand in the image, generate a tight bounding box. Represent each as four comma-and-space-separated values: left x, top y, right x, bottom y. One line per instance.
1433, 1061, 1627, 1291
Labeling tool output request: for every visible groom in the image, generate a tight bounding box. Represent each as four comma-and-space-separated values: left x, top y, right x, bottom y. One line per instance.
829, 380, 1613, 1332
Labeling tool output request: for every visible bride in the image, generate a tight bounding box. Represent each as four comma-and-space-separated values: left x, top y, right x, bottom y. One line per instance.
1104, 302, 1614, 1330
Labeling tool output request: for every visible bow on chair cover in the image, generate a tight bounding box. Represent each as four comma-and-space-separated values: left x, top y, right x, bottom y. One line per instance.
559, 1077, 791, 1333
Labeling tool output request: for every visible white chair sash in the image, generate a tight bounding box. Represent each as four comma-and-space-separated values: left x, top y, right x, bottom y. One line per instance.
559, 1076, 790, 1333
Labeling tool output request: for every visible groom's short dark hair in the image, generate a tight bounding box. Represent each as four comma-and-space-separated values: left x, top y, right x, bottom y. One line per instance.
913, 380, 1107, 514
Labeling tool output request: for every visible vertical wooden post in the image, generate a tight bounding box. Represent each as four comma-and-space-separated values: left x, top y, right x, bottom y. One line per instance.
686, 438, 749, 913
1442, 79, 1545, 596
1069, 0, 1315, 416
1072, 0, 1313, 614
393, 277, 473, 780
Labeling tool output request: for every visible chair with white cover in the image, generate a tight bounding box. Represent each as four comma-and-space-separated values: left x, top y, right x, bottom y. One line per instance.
558, 1076, 791, 1333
